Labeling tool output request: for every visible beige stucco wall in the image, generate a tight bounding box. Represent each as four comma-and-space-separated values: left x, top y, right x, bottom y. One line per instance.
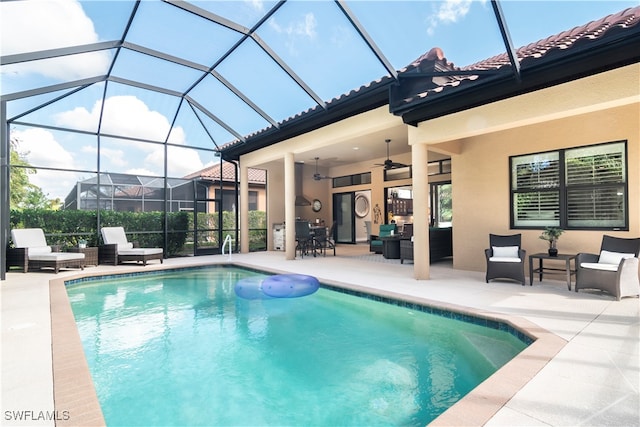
242, 63, 638, 271
451, 103, 639, 273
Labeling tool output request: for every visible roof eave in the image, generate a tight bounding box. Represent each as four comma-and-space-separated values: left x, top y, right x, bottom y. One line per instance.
220, 79, 393, 161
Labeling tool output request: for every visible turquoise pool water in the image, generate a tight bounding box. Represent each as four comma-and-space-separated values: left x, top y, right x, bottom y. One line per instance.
67, 266, 529, 426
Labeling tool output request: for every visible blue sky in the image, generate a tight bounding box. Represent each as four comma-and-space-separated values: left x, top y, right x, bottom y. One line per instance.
1, 0, 638, 201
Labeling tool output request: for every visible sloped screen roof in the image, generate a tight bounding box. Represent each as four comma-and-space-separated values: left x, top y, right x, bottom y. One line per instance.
3, 1, 637, 142
2, 0, 637, 170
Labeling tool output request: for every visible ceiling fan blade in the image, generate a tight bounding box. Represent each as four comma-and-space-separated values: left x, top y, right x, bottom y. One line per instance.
373, 138, 397, 170
390, 161, 408, 168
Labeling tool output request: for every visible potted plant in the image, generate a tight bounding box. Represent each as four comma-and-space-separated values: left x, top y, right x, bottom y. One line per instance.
78, 239, 88, 249
539, 227, 564, 256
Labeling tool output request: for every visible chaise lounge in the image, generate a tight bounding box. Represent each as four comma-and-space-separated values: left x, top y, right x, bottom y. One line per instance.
7, 228, 85, 273
100, 227, 164, 266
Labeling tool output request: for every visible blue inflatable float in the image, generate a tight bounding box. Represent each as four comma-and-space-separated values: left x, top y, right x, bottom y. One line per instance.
262, 274, 320, 298
234, 277, 271, 300
234, 274, 319, 300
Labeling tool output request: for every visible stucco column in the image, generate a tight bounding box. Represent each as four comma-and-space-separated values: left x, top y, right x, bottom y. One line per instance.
412, 142, 430, 280
239, 163, 249, 253
284, 153, 296, 260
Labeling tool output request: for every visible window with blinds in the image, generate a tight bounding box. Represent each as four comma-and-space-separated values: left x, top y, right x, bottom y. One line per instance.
565, 142, 626, 228
511, 152, 560, 227
510, 141, 627, 230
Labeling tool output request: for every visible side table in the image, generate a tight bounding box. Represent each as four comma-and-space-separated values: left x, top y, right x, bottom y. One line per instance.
380, 236, 401, 259
68, 246, 99, 267
529, 253, 577, 290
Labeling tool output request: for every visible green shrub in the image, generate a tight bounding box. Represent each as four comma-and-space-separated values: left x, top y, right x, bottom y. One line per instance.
9, 209, 189, 256
9, 209, 267, 255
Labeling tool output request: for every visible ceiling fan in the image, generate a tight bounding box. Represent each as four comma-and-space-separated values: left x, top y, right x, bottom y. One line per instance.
312, 157, 332, 181
375, 139, 408, 170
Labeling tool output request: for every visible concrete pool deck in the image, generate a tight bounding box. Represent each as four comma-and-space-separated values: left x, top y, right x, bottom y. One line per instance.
1, 246, 638, 426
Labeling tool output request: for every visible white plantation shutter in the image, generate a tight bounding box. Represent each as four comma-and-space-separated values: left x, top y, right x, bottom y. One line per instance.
565, 142, 626, 227
512, 152, 560, 227
511, 141, 627, 229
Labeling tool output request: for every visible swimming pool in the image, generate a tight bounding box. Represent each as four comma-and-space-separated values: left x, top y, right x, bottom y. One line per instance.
66, 266, 529, 426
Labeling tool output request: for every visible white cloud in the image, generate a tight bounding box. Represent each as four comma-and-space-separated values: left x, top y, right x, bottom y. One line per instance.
166, 146, 205, 178
56, 96, 179, 143
268, 13, 317, 55
0, 0, 110, 79
14, 128, 75, 169
12, 96, 207, 200
55, 106, 99, 133
426, 0, 485, 36
82, 145, 127, 168
247, 0, 264, 12
66, 95, 203, 176
125, 168, 157, 177
11, 128, 82, 200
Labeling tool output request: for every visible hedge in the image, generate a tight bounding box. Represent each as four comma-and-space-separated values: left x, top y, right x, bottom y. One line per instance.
9, 209, 268, 255
9, 209, 188, 256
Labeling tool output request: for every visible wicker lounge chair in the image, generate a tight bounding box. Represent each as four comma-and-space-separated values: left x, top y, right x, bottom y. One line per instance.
8, 228, 85, 273
576, 235, 640, 300
99, 227, 163, 266
485, 233, 526, 285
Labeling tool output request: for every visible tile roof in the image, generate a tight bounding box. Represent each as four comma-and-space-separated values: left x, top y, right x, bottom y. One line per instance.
183, 161, 266, 184
395, 6, 640, 108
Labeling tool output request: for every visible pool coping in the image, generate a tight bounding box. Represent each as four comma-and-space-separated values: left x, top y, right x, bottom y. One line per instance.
49, 262, 567, 426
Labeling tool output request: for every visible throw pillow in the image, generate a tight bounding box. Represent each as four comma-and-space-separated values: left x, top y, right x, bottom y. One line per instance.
492, 246, 519, 258
598, 249, 635, 265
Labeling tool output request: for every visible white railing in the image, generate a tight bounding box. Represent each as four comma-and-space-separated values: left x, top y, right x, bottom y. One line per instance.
222, 234, 233, 260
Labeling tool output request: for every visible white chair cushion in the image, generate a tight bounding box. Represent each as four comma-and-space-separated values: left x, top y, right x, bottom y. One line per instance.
29, 246, 53, 255
28, 252, 85, 262
492, 246, 519, 258
581, 262, 619, 272
101, 227, 133, 251
489, 256, 522, 263
598, 250, 635, 265
118, 248, 163, 256
11, 228, 48, 248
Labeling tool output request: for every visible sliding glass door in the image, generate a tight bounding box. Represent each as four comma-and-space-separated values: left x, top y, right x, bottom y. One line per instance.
431, 182, 452, 227
333, 192, 355, 243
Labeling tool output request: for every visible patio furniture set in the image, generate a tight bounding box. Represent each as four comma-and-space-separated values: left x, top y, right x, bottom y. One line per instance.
370, 223, 453, 264
8, 225, 637, 301
485, 233, 640, 301
295, 221, 336, 258
6, 227, 163, 274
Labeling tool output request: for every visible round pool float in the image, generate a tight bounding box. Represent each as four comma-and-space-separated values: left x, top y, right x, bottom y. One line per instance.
234, 277, 272, 300
261, 274, 320, 298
